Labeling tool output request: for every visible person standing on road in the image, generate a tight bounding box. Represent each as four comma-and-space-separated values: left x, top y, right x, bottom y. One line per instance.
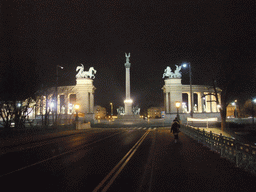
171, 117, 180, 143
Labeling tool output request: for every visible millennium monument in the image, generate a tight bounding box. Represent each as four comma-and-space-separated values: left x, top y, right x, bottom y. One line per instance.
116, 53, 141, 121
124, 53, 133, 115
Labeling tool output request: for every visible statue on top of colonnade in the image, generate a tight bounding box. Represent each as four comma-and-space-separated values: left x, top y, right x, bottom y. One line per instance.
76, 64, 97, 79
162, 65, 182, 79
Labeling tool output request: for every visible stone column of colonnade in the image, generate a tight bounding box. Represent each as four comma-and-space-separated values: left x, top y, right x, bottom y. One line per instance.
90, 92, 94, 113
196, 92, 203, 112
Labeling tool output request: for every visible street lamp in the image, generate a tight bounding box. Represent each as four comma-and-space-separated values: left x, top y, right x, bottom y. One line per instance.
175, 101, 181, 121
56, 65, 64, 124
110, 103, 113, 117
252, 98, 256, 126
75, 104, 79, 121
232, 100, 238, 118
182, 62, 193, 117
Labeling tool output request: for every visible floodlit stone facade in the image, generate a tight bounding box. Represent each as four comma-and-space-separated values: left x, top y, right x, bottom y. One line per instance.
162, 66, 221, 122
35, 65, 96, 123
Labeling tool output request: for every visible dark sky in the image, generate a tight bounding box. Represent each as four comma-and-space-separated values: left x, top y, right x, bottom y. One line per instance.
1, 0, 255, 113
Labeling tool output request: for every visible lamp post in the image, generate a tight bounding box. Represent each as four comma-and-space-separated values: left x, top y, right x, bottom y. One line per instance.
252, 98, 256, 126
75, 104, 79, 121
110, 103, 113, 118
175, 101, 181, 121
56, 65, 63, 124
232, 100, 238, 118
182, 62, 193, 117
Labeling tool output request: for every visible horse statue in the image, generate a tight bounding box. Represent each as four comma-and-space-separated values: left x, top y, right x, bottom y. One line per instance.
76, 64, 97, 79
173, 65, 182, 78
162, 66, 174, 78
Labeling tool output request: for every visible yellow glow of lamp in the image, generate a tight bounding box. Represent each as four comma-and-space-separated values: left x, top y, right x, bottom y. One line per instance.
74, 104, 79, 110
175, 101, 181, 109
175, 101, 181, 121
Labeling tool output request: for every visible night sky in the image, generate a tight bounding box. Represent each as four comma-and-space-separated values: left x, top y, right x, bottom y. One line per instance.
1, 0, 255, 114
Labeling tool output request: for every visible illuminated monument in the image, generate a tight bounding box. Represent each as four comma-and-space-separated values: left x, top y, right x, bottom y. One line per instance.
34, 64, 96, 124
116, 53, 140, 121
124, 53, 133, 115
162, 65, 221, 122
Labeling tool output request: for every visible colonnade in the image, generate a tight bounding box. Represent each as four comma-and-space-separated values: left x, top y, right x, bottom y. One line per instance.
163, 78, 221, 114
35, 78, 95, 117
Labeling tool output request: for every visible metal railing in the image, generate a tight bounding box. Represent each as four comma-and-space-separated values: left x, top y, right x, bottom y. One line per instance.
181, 124, 256, 175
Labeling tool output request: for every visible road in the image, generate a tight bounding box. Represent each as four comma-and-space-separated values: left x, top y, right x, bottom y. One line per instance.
1, 127, 256, 192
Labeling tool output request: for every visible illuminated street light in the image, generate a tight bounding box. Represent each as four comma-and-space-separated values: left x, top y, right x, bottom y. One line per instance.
50, 102, 54, 109
110, 103, 113, 117
56, 65, 64, 124
252, 98, 256, 126
233, 100, 238, 118
182, 62, 193, 117
175, 101, 181, 121
75, 104, 79, 121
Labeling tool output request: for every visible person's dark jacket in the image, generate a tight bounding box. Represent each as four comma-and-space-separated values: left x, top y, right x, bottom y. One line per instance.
171, 121, 180, 134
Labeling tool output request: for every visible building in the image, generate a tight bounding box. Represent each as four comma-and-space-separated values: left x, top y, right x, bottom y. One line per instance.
147, 107, 165, 119
94, 105, 107, 119
35, 65, 96, 124
162, 65, 221, 122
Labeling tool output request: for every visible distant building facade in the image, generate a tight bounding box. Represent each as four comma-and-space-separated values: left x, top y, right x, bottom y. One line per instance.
94, 105, 107, 119
147, 107, 164, 119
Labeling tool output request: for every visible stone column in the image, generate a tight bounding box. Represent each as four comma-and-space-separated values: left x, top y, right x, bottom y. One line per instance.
165, 92, 169, 113
197, 92, 202, 112
124, 54, 133, 115
90, 92, 94, 113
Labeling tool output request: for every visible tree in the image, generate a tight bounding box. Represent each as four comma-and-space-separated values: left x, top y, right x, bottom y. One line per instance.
209, 47, 256, 131
241, 99, 256, 118
0, 53, 39, 129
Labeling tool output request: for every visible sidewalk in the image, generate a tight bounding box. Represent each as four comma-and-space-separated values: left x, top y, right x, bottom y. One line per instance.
151, 130, 256, 192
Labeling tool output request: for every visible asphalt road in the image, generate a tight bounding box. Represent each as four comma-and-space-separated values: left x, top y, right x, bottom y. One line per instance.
1, 127, 256, 192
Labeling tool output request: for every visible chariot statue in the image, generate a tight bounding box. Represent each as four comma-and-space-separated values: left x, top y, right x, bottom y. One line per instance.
162, 66, 174, 78
173, 65, 182, 78
117, 106, 125, 115
133, 106, 140, 115
162, 65, 182, 78
76, 64, 97, 79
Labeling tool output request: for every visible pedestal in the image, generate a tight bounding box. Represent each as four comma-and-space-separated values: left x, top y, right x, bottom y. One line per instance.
163, 78, 182, 114
75, 78, 95, 116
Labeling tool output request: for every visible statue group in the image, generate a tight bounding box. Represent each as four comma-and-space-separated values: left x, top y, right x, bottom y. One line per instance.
76, 64, 97, 79
117, 105, 140, 115
162, 65, 182, 79
74, 57, 184, 118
